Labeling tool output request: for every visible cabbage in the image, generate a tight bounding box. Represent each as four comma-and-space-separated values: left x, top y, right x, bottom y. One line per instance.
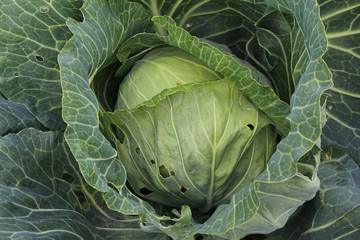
115, 47, 278, 212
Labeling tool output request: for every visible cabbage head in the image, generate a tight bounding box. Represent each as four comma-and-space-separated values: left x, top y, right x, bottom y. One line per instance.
114, 47, 278, 212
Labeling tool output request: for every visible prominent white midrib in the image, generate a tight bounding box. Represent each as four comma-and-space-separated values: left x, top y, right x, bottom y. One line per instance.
178, 0, 211, 27
326, 111, 356, 130
321, 3, 360, 20
330, 87, 360, 98
326, 30, 360, 39
205, 103, 217, 212
328, 44, 360, 59
300, 205, 359, 236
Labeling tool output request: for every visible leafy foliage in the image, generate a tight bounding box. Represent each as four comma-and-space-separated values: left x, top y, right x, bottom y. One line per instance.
319, 0, 360, 164
0, 0, 83, 130
0, 129, 103, 239
0, 0, 359, 239
268, 147, 360, 239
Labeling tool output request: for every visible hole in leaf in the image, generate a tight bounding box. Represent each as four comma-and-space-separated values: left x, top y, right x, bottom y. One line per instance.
170, 170, 175, 176
108, 183, 119, 193
160, 220, 176, 226
135, 147, 141, 154
247, 124, 254, 130
140, 187, 153, 195
195, 235, 204, 240
159, 165, 170, 178
35, 55, 44, 62
40, 6, 49, 13
61, 172, 75, 184
180, 186, 188, 194
150, 159, 155, 164
13, 72, 18, 77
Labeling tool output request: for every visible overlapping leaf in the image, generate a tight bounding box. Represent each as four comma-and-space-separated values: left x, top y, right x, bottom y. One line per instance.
0, 97, 43, 136
267, 147, 360, 239
0, 129, 103, 239
131, 0, 268, 59
0, 127, 166, 240
247, 10, 308, 103
0, 0, 83, 130
152, 16, 290, 136
59, 0, 150, 191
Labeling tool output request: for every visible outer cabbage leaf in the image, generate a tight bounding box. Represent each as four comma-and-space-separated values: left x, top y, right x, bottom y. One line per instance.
246, 10, 308, 103
267, 147, 360, 239
0, 129, 103, 239
0, 128, 168, 240
0, 0, 83, 130
0, 98, 43, 137
319, 0, 360, 164
130, 0, 268, 59
59, 0, 151, 191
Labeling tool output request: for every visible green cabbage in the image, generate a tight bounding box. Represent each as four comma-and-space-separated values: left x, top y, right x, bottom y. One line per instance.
115, 47, 278, 212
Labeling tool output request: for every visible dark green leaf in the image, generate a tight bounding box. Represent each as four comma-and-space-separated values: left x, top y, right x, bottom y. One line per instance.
0, 129, 103, 239
319, 0, 360, 164
0, 0, 83, 130
59, 0, 150, 191
267, 147, 360, 240
0, 98, 43, 136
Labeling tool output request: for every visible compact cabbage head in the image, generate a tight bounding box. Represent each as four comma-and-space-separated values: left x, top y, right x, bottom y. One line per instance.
115, 46, 278, 212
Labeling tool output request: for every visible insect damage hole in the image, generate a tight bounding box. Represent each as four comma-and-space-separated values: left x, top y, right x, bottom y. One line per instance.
247, 124, 254, 130
35, 55, 44, 62
61, 172, 75, 184
140, 187, 153, 195
159, 165, 170, 178
40, 6, 49, 13
135, 147, 141, 154
180, 186, 188, 194
195, 235, 204, 240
